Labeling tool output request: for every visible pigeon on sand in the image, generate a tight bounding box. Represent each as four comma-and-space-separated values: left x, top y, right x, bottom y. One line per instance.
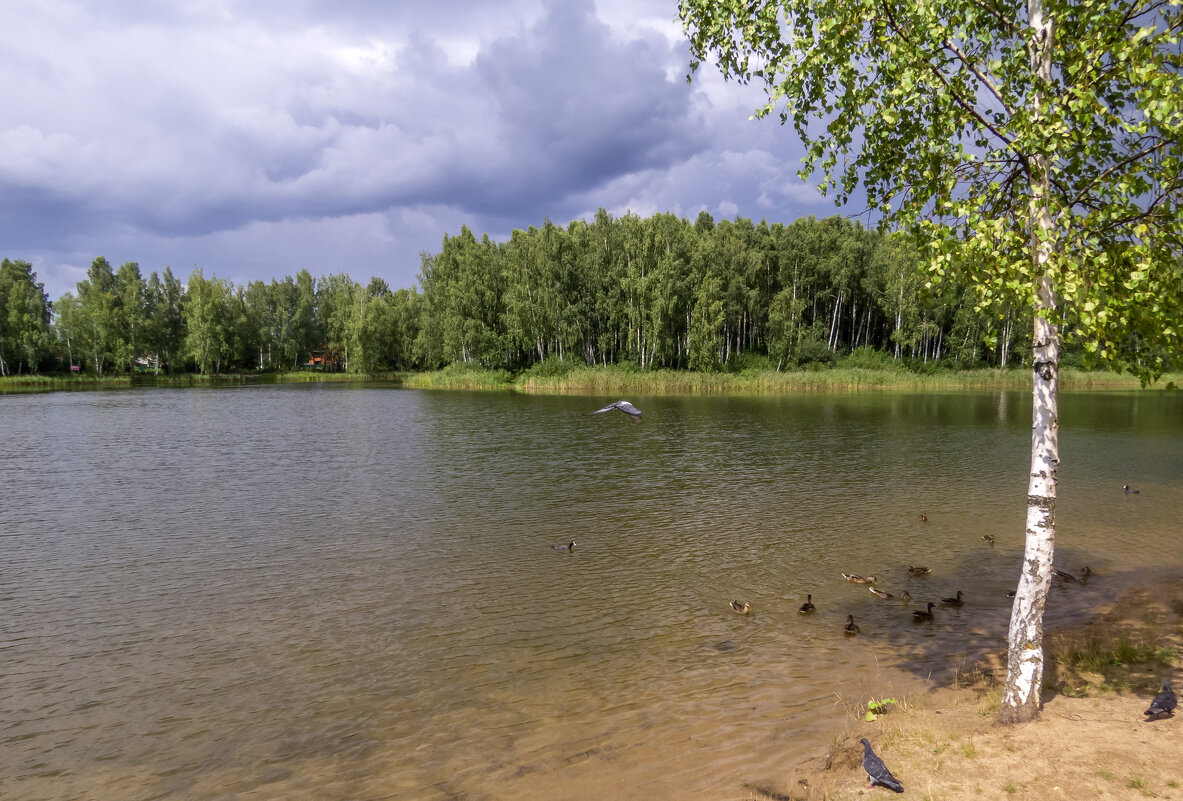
860, 738, 904, 793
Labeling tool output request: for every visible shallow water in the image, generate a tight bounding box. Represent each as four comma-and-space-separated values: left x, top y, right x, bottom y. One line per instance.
1, 386, 1180, 800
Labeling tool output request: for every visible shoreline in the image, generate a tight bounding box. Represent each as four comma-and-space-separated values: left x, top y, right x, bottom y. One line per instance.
775, 570, 1183, 800
3, 365, 1178, 395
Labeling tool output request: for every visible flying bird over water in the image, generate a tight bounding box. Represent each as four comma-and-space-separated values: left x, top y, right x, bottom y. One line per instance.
860, 738, 904, 793
1145, 681, 1177, 718
590, 400, 643, 422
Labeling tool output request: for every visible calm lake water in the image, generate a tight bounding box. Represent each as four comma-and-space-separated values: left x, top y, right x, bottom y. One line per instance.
1, 385, 1181, 801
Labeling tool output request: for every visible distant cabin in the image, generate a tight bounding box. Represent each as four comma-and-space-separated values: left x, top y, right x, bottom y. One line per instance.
305, 349, 343, 371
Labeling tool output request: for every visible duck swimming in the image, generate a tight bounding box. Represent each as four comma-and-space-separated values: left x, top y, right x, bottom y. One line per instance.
940, 590, 965, 607
552, 541, 576, 550
912, 602, 936, 621
730, 600, 751, 615
868, 587, 894, 599
798, 594, 816, 614
842, 573, 877, 585
844, 615, 860, 635
907, 565, 932, 577
981, 535, 995, 545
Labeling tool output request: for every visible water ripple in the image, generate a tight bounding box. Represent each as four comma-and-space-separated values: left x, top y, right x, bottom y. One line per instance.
0, 387, 1180, 800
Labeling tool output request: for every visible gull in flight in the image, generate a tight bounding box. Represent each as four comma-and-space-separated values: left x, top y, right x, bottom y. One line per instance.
590, 400, 643, 423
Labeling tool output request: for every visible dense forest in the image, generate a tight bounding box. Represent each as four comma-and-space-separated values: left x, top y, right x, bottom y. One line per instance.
0, 210, 1056, 377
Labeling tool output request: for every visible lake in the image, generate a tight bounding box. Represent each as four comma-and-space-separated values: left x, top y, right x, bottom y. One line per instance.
2, 385, 1180, 800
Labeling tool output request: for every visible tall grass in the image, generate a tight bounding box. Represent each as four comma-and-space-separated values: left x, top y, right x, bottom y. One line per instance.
402, 363, 513, 390
516, 364, 1177, 395
5, 364, 1176, 395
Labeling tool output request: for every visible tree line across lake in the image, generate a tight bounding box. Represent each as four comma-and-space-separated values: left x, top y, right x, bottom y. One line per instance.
1, 209, 1113, 378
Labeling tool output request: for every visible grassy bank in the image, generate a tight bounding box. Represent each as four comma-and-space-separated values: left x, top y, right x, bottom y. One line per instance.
0, 371, 407, 392
782, 578, 1183, 801
5, 364, 1179, 395
408, 362, 1181, 395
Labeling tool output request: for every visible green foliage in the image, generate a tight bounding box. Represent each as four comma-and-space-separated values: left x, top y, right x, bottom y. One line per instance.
520, 356, 577, 379
842, 346, 895, 370
680, 0, 1183, 386
864, 697, 898, 722
0, 259, 51, 376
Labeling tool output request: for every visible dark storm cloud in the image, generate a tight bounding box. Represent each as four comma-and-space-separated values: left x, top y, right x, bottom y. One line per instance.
0, 0, 834, 299
447, 3, 708, 219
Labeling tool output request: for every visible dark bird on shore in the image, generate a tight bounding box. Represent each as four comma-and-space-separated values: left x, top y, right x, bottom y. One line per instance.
940, 590, 966, 607
798, 594, 816, 614
844, 615, 860, 635
1054, 568, 1079, 583
1145, 681, 1177, 718
912, 602, 936, 621
919, 513, 928, 523
552, 541, 575, 550
860, 738, 904, 793
907, 565, 932, 577
730, 600, 751, 615
869, 587, 894, 599
590, 400, 643, 422
982, 534, 995, 545
842, 573, 877, 585
1124, 483, 1140, 494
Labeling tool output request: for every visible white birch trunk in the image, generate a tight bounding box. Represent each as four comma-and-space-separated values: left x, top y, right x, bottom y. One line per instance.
1001, 0, 1058, 724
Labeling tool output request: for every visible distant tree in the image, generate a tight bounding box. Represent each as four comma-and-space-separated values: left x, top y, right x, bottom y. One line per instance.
688, 271, 725, 371
113, 262, 146, 373
74, 257, 121, 376
0, 259, 51, 375
184, 269, 235, 374
682, 0, 1183, 722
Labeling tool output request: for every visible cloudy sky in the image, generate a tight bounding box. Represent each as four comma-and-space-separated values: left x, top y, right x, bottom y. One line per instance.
2, 0, 845, 301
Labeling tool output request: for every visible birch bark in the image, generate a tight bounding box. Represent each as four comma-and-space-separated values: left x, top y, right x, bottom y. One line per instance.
1000, 0, 1059, 724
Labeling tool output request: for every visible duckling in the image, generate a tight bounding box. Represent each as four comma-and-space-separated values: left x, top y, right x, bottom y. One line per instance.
844, 615, 860, 635
730, 600, 751, 615
869, 587, 894, 599
552, 541, 576, 550
842, 573, 877, 585
798, 594, 816, 614
919, 513, 928, 523
907, 565, 932, 577
912, 602, 936, 621
981, 535, 995, 545
940, 590, 966, 607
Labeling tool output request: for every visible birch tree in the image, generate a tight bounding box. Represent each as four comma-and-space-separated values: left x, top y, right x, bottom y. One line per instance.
682, 0, 1183, 722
